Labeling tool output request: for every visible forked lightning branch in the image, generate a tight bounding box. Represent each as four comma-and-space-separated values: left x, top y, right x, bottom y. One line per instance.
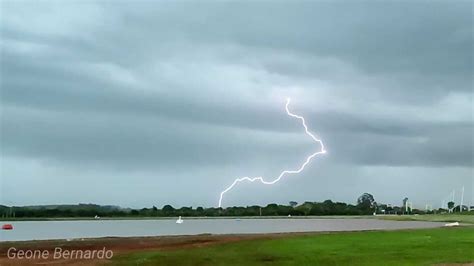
218, 98, 326, 207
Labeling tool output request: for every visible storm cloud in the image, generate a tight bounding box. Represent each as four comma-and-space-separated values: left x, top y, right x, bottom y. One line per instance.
1, 1, 472, 208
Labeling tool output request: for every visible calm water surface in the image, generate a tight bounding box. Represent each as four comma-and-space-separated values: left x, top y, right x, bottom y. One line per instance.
0, 218, 443, 242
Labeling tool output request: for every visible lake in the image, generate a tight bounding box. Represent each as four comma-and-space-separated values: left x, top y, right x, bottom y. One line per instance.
0, 218, 444, 242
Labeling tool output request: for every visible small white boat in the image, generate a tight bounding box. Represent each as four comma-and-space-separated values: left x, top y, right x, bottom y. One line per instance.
176, 216, 183, 224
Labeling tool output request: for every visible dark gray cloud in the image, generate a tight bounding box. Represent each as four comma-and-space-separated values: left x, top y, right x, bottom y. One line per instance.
1, 1, 472, 208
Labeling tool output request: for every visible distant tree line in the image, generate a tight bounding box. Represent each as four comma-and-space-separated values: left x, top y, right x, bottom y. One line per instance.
1, 193, 471, 219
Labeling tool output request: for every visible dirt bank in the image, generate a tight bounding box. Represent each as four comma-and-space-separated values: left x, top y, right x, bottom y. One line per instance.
0, 232, 302, 265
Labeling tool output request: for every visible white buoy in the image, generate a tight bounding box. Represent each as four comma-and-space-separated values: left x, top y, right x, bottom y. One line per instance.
444, 222, 459, 227
176, 216, 183, 224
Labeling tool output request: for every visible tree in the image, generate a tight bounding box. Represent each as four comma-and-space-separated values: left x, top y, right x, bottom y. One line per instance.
357, 193, 376, 213
296, 202, 313, 216
178, 206, 193, 216
402, 197, 409, 214
402, 198, 408, 207
263, 204, 279, 216
162, 205, 175, 216
448, 201, 455, 210
289, 201, 298, 208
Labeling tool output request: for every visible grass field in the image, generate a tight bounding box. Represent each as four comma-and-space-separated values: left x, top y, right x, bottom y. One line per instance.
112, 227, 474, 266
379, 214, 474, 224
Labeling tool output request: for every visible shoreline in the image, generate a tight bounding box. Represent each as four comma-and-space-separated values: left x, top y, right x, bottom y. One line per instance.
4, 213, 472, 222
0, 215, 378, 222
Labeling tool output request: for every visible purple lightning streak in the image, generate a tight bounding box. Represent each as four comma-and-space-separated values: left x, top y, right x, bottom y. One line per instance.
218, 98, 326, 207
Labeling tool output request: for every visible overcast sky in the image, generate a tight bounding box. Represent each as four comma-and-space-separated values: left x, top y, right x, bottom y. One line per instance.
1, 1, 472, 209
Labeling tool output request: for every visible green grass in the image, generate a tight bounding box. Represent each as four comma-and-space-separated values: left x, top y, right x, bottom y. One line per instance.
379, 214, 474, 224
112, 227, 474, 266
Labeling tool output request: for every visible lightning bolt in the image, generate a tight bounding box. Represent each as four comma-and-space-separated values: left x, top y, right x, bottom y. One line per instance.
218, 98, 326, 207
